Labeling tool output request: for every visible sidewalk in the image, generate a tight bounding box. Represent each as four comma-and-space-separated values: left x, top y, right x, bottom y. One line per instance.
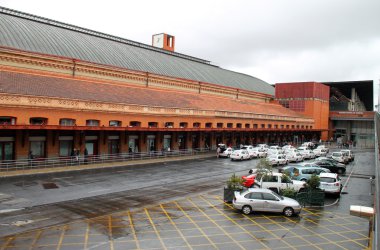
0, 152, 215, 178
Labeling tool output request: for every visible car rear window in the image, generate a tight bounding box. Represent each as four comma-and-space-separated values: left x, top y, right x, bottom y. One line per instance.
320, 177, 336, 183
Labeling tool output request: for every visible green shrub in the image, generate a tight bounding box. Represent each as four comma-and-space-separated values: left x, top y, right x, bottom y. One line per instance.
280, 187, 297, 198
226, 173, 244, 190
306, 174, 320, 190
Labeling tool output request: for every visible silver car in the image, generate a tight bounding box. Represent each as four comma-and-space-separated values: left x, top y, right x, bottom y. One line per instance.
233, 188, 302, 216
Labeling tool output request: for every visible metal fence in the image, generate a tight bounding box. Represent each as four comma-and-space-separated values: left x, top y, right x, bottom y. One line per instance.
0, 148, 212, 172
374, 112, 380, 249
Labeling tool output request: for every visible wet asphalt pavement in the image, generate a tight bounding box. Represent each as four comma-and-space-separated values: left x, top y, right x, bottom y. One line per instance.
0, 148, 375, 249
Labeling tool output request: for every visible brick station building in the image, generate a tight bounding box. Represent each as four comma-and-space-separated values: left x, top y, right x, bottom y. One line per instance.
0, 7, 325, 161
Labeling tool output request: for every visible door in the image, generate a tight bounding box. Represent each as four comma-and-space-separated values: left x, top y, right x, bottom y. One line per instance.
262, 192, 282, 212
245, 192, 265, 212
0, 142, 14, 161
85, 140, 98, 155
108, 140, 119, 154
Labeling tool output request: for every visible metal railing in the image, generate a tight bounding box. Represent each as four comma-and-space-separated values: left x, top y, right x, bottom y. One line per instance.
0, 148, 212, 173
374, 112, 380, 249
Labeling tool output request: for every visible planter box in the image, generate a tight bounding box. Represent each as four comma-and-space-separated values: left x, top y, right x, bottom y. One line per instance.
223, 187, 242, 203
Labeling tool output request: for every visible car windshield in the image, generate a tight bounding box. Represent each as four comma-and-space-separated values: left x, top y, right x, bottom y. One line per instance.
320, 177, 336, 183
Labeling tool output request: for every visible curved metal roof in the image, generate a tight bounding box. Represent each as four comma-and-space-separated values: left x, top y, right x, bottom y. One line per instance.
0, 7, 274, 95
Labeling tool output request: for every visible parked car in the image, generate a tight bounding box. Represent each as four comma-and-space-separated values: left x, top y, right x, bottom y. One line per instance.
252, 147, 267, 158
281, 165, 330, 181
330, 152, 348, 164
241, 145, 258, 159
314, 156, 341, 165
319, 173, 342, 196
341, 149, 355, 162
313, 148, 328, 157
286, 152, 303, 163
230, 149, 250, 161
313, 160, 346, 174
266, 154, 288, 166
316, 145, 329, 153
255, 173, 306, 193
219, 147, 233, 158
233, 188, 302, 216
298, 147, 314, 159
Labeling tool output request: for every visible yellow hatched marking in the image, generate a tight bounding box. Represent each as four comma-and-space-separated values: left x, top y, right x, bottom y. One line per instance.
29, 230, 42, 250
303, 208, 368, 249
127, 211, 141, 250
262, 213, 323, 250
108, 215, 114, 250
144, 208, 167, 250
284, 214, 348, 250
174, 201, 217, 249
0, 237, 13, 250
84, 221, 90, 250
219, 196, 297, 250
198, 196, 269, 249
159, 204, 193, 250
56, 225, 67, 250
187, 198, 245, 250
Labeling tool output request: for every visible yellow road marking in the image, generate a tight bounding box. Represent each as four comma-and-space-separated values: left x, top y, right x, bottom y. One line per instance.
84, 221, 90, 250
127, 211, 141, 250
159, 204, 193, 250
29, 230, 42, 250
144, 208, 167, 250
215, 196, 296, 250
0, 237, 13, 250
302, 208, 368, 248
187, 198, 246, 250
198, 196, 269, 249
108, 215, 114, 250
56, 225, 67, 250
174, 201, 217, 249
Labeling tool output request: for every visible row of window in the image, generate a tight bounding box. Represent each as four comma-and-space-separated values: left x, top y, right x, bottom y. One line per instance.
0, 117, 313, 129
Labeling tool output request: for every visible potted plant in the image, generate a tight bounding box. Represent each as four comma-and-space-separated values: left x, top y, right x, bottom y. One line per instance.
224, 173, 244, 203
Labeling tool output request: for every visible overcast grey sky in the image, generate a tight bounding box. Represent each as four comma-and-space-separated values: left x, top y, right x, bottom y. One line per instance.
1, 0, 379, 95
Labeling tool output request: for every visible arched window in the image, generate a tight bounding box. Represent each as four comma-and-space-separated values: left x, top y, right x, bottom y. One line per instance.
30, 117, 48, 125
109, 120, 122, 127
86, 120, 100, 126
60, 119, 76, 126
129, 121, 141, 127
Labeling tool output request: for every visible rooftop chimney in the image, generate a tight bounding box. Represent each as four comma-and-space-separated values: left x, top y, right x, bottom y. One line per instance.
152, 33, 175, 52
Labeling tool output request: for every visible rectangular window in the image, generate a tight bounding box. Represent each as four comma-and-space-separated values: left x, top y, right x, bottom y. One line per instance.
30, 141, 45, 158
59, 140, 73, 157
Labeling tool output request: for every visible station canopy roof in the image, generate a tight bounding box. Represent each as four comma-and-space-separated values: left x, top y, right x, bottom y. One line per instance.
0, 7, 274, 96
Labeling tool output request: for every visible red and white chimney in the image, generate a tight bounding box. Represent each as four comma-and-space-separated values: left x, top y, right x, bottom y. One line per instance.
152, 33, 175, 52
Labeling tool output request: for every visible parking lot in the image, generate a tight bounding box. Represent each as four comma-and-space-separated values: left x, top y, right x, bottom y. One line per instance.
0, 148, 375, 249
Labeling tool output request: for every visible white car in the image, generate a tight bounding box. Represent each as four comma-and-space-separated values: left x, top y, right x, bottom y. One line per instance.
298, 147, 313, 159
219, 147, 233, 158
317, 145, 329, 153
230, 149, 250, 161
286, 152, 303, 163
241, 145, 257, 159
266, 154, 288, 166
257, 144, 269, 152
313, 148, 328, 157
331, 152, 347, 164
341, 149, 354, 162
252, 147, 267, 158
319, 173, 342, 196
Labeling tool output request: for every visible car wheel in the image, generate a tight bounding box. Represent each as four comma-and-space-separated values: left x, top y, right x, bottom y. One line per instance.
283, 207, 294, 217
241, 157, 244, 161
242, 205, 252, 215
337, 168, 343, 174
300, 178, 307, 182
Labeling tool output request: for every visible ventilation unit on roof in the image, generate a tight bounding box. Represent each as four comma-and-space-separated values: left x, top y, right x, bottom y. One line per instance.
152, 33, 175, 52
